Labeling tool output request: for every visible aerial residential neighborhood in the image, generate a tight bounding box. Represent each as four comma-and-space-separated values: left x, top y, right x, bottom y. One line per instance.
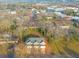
0, 0, 79, 58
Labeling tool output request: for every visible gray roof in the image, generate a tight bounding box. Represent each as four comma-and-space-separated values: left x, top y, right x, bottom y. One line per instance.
55, 8, 65, 12
72, 16, 79, 22
25, 38, 45, 45
72, 16, 79, 20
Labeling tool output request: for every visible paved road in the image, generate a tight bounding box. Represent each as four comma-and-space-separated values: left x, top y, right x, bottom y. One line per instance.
63, 47, 79, 58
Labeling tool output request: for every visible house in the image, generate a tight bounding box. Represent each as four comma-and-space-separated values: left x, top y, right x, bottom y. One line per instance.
25, 38, 46, 55
40, 10, 46, 13
65, 7, 78, 10
65, 7, 78, 12
10, 11, 16, 15
46, 7, 55, 13
71, 16, 79, 24
55, 8, 65, 13
54, 12, 66, 18
71, 16, 79, 27
72, 16, 79, 21
2, 34, 11, 39
0, 33, 18, 44
0, 9, 10, 15
77, 12, 79, 16
32, 8, 37, 16
59, 26, 70, 29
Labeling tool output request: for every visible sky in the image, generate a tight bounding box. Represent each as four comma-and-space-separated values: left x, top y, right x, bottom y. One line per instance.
0, 0, 78, 3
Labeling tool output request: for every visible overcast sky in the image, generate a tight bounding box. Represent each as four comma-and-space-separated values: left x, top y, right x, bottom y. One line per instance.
0, 0, 78, 3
